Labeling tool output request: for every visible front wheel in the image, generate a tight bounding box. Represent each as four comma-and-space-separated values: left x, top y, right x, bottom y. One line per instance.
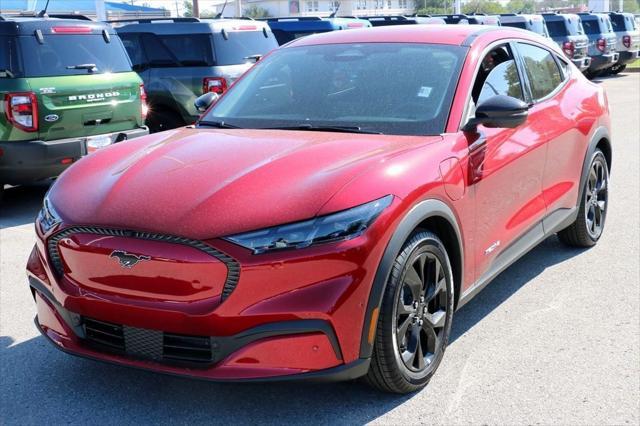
558, 149, 609, 247
365, 231, 454, 394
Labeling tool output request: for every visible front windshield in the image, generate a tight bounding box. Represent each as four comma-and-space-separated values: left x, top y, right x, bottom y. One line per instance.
202, 43, 466, 136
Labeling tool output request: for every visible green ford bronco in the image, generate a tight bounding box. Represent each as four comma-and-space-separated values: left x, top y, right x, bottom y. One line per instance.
0, 15, 148, 199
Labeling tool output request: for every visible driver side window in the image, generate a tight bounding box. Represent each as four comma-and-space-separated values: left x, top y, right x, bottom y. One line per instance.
471, 44, 524, 105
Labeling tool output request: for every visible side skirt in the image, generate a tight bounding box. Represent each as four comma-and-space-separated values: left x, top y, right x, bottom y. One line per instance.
456, 207, 577, 309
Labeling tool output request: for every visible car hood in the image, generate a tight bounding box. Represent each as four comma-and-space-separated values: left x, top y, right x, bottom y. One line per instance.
50, 128, 438, 239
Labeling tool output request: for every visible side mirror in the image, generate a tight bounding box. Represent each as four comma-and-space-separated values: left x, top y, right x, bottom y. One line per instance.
194, 92, 220, 113
463, 95, 529, 132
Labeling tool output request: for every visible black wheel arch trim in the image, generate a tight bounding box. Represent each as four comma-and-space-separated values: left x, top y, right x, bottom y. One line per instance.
580, 126, 611, 196
359, 198, 463, 359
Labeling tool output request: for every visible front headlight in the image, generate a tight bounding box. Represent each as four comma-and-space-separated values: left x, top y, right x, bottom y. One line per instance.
37, 194, 61, 234
225, 195, 393, 254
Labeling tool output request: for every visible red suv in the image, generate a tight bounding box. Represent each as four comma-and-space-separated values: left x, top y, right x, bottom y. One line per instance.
28, 25, 611, 394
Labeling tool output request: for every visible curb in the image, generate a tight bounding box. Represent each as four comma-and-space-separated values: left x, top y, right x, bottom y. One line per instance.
625, 67, 640, 73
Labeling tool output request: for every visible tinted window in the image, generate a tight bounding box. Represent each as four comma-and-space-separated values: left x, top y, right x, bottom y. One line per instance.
582, 18, 600, 35
478, 60, 524, 105
140, 33, 214, 67
18, 34, 131, 77
545, 20, 567, 37
203, 43, 466, 135
610, 14, 626, 31
0, 36, 21, 77
119, 33, 145, 68
518, 43, 563, 101
212, 31, 278, 65
503, 21, 527, 30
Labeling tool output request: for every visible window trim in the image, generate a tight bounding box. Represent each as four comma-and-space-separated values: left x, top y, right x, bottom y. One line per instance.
513, 40, 570, 105
458, 39, 530, 130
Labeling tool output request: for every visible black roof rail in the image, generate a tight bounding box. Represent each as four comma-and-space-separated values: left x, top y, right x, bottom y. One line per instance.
541, 12, 559, 15
107, 17, 200, 24
48, 13, 93, 21
500, 13, 518, 16
361, 15, 409, 20
266, 16, 323, 21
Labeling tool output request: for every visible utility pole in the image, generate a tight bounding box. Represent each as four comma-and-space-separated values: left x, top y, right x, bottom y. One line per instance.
95, 0, 107, 21
193, 0, 200, 17
454, 0, 461, 14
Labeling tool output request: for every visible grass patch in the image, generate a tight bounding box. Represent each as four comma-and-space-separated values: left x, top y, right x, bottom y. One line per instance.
629, 59, 640, 68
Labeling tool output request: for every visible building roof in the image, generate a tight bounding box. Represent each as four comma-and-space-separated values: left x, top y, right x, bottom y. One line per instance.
0, 0, 166, 13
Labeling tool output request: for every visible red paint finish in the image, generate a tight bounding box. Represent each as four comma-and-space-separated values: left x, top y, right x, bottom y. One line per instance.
28, 25, 610, 381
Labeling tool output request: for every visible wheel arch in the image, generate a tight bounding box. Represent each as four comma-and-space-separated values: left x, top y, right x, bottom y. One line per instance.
359, 198, 464, 359
580, 126, 612, 195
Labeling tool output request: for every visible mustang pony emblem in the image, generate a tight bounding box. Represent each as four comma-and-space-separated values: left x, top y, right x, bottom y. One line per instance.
109, 250, 150, 269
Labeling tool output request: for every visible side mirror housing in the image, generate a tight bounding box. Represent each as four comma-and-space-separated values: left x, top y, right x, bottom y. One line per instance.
194, 92, 220, 113
463, 95, 529, 132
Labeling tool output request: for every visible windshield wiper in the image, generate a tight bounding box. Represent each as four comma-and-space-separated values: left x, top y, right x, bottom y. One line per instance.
197, 120, 241, 129
0, 69, 15, 78
261, 124, 382, 134
66, 63, 98, 73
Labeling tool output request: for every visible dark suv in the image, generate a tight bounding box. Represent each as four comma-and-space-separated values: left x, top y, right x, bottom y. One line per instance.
542, 13, 591, 73
578, 12, 619, 77
608, 11, 640, 74
116, 18, 278, 132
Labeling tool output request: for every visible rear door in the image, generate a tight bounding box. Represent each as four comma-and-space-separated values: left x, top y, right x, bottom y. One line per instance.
18, 32, 143, 141
514, 42, 583, 220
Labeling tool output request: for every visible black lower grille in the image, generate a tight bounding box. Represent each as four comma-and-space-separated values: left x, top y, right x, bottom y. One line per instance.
84, 318, 125, 352
164, 333, 212, 363
82, 317, 212, 365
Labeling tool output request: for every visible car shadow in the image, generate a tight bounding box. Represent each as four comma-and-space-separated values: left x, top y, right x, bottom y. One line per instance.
0, 183, 49, 229
0, 235, 588, 423
450, 235, 588, 343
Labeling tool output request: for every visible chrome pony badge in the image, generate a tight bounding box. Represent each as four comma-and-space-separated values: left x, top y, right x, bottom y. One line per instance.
109, 250, 150, 269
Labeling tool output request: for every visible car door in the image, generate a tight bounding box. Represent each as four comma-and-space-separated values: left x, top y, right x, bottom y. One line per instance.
466, 42, 549, 281
514, 42, 585, 222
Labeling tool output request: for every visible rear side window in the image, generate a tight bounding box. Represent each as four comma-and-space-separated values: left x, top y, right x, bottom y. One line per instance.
545, 20, 567, 37
18, 34, 132, 77
610, 14, 626, 31
119, 33, 145, 69
517, 43, 563, 101
0, 36, 21, 77
212, 31, 278, 65
581, 18, 600, 35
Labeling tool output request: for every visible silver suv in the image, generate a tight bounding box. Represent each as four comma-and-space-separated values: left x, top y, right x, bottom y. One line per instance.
608, 12, 640, 74
542, 13, 591, 73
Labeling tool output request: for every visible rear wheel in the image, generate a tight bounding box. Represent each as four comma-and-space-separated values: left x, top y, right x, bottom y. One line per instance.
558, 149, 609, 247
365, 231, 454, 394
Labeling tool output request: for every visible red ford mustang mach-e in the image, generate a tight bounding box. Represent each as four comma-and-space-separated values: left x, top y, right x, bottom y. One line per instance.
27, 25, 612, 393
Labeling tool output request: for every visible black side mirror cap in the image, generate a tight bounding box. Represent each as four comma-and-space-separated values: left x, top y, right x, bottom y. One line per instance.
194, 92, 220, 113
463, 95, 529, 132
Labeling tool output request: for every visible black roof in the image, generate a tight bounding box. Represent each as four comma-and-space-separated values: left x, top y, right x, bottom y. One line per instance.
0, 16, 115, 36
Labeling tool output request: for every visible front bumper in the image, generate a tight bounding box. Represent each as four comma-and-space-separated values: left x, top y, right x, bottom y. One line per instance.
0, 127, 148, 185
588, 52, 621, 72
26, 208, 395, 380
572, 56, 591, 72
616, 50, 640, 66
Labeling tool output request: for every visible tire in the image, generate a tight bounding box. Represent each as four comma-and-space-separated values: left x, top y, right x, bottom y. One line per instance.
364, 230, 454, 394
611, 64, 626, 75
558, 149, 609, 247
145, 108, 185, 133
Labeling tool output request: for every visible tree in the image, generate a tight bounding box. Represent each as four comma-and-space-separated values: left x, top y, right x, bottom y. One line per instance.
462, 0, 505, 14
183, 0, 193, 17
505, 0, 537, 13
415, 0, 450, 15
244, 5, 272, 18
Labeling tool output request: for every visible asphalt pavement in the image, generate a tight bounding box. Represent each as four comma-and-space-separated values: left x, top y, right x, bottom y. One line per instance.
1, 73, 638, 425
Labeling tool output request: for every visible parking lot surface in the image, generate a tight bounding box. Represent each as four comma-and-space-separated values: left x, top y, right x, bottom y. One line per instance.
1, 74, 639, 425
